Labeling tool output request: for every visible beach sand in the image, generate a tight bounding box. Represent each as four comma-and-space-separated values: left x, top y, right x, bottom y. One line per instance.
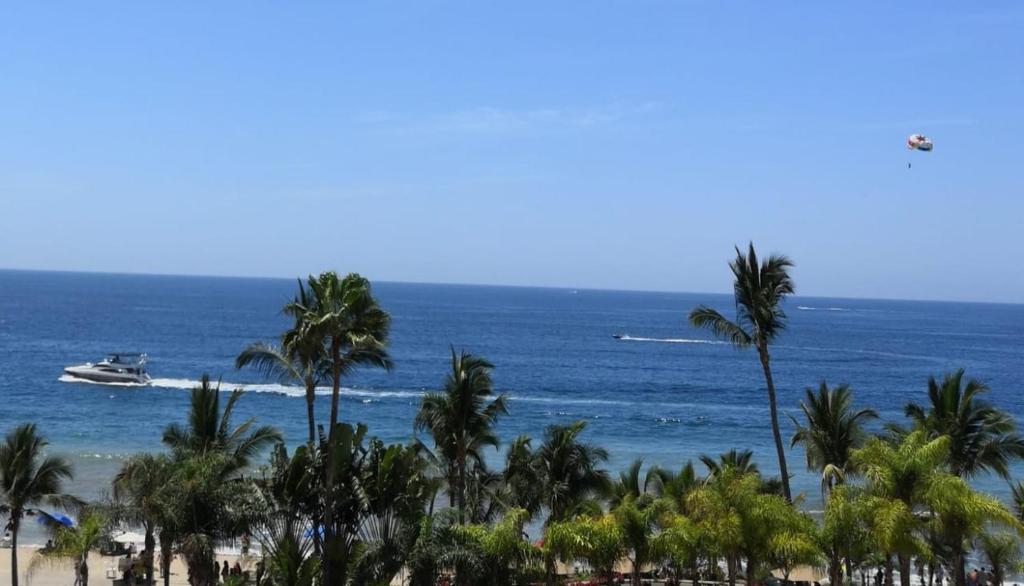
1, 547, 246, 586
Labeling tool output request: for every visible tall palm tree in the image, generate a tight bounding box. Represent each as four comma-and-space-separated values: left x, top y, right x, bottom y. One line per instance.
286, 272, 392, 585
162, 374, 281, 472
905, 369, 1024, 478
688, 243, 797, 501
790, 381, 878, 496
29, 509, 106, 586
285, 272, 392, 436
113, 453, 173, 585
0, 423, 79, 586
415, 348, 507, 522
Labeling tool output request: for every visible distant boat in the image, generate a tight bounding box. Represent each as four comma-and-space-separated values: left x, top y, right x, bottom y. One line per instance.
612, 334, 624, 340
64, 353, 151, 385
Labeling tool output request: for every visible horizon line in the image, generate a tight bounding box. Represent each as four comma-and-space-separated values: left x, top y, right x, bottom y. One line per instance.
1, 266, 1021, 308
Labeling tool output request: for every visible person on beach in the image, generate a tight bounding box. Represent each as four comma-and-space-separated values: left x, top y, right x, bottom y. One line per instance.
968, 568, 979, 586
232, 561, 242, 576
222, 560, 230, 582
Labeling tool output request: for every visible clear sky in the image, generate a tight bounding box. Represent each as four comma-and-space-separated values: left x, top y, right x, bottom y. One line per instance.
2, 3, 1022, 303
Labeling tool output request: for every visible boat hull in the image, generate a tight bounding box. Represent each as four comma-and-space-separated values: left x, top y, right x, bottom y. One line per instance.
63, 366, 151, 385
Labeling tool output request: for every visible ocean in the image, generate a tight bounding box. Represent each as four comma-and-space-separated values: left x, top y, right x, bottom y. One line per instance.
2, 269, 1023, 540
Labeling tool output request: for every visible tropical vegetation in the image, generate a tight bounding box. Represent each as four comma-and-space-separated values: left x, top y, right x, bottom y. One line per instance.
4, 264, 1024, 586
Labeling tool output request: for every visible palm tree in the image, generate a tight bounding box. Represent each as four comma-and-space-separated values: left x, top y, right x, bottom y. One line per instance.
285, 272, 392, 435
613, 496, 672, 586
502, 435, 542, 518
546, 513, 625, 584
687, 465, 815, 586
700, 448, 759, 479
505, 422, 608, 585
852, 431, 949, 586
607, 458, 673, 509
29, 509, 106, 586
162, 374, 281, 472
113, 453, 173, 585
0, 423, 79, 586
978, 532, 1021, 586
688, 243, 797, 501
532, 421, 610, 525
647, 461, 700, 509
286, 272, 392, 586
905, 369, 1024, 479
790, 381, 878, 496
415, 348, 507, 522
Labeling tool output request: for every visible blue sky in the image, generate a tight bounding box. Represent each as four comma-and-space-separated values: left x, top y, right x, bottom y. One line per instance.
2, 3, 1022, 302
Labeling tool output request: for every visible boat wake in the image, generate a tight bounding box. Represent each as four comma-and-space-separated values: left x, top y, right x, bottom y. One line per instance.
616, 335, 727, 345
796, 306, 847, 312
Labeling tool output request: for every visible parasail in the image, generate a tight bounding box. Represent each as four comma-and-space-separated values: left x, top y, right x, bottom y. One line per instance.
907, 134, 933, 151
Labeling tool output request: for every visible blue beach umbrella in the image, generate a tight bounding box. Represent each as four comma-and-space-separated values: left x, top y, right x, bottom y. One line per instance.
36, 511, 74, 528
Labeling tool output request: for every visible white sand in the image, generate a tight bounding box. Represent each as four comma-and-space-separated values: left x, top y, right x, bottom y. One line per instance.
2, 547, 247, 586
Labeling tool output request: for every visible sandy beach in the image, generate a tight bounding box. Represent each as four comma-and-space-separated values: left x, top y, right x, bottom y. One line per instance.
2, 547, 247, 586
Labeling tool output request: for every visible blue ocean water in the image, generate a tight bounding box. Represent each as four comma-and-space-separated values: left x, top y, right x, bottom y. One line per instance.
2, 270, 1023, 526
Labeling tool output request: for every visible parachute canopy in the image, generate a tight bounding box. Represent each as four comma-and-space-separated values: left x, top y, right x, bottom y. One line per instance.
907, 134, 933, 151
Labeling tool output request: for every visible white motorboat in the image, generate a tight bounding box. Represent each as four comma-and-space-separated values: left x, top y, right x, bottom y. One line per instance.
63, 353, 151, 385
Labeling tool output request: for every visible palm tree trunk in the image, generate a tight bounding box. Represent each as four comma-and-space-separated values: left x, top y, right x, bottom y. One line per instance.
305, 379, 317, 445
304, 377, 322, 559
952, 548, 966, 586
144, 526, 156, 584
633, 558, 642, 586
758, 347, 792, 502
727, 554, 737, 586
830, 553, 842, 586
323, 340, 342, 586
11, 516, 20, 586
81, 557, 90, 586
159, 532, 172, 586
898, 554, 911, 586
457, 443, 467, 523
884, 555, 894, 586
329, 341, 341, 432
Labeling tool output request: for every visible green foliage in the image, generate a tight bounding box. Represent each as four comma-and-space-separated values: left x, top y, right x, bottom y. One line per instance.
547, 513, 625, 581
415, 348, 507, 523
790, 381, 878, 495
0, 423, 79, 586
508, 421, 610, 525
905, 370, 1024, 479
450, 508, 539, 585
162, 374, 281, 473
687, 465, 816, 585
